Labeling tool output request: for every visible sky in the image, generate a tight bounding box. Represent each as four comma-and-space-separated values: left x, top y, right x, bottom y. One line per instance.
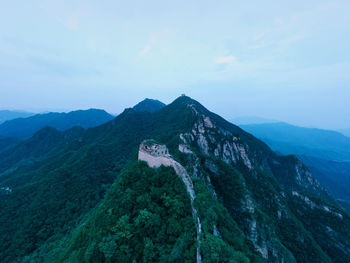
0, 0, 349, 129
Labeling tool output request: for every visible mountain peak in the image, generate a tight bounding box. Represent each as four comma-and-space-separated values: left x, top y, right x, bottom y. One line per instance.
173, 94, 197, 105
168, 95, 209, 115
133, 98, 165, 112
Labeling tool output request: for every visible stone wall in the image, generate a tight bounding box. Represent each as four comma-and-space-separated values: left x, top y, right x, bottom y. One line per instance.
140, 141, 169, 157
138, 140, 202, 263
138, 149, 173, 169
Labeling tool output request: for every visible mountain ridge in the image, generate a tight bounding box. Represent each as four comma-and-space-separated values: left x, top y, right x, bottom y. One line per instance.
339, 128, 350, 138
0, 108, 114, 139
0, 96, 349, 263
0, 110, 34, 124
240, 122, 350, 162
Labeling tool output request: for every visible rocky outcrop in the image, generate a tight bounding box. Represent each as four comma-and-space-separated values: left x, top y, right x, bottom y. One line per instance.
181, 106, 253, 170
178, 144, 193, 154
178, 106, 299, 262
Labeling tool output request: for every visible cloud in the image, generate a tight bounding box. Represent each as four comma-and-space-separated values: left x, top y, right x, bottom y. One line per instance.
44, 5, 87, 31
216, 55, 237, 64
139, 28, 173, 56
64, 12, 80, 30
281, 34, 304, 45
150, 28, 171, 43
139, 45, 151, 56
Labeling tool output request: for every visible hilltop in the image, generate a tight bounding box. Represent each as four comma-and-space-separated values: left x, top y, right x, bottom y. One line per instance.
133, 98, 166, 112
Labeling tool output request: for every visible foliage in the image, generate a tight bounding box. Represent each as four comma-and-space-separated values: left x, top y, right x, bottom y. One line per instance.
54, 161, 197, 262
133, 98, 166, 113
0, 95, 349, 263
193, 179, 252, 263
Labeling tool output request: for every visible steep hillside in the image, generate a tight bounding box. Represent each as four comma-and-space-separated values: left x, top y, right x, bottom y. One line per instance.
299, 156, 350, 204
0, 96, 349, 263
240, 122, 350, 212
42, 160, 261, 263
0, 126, 85, 175
0, 109, 114, 139
52, 162, 198, 262
0, 136, 21, 153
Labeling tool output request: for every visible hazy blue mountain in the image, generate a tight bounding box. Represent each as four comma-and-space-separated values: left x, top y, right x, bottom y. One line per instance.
0, 110, 34, 124
133, 98, 166, 112
299, 155, 350, 203
0, 109, 114, 139
230, 116, 279, 125
240, 122, 350, 162
240, 122, 350, 212
339, 128, 350, 138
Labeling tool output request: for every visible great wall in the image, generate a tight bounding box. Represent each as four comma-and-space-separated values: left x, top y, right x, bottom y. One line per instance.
138, 140, 202, 263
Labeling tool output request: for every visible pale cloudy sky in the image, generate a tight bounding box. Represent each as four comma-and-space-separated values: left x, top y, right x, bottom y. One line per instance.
0, 0, 349, 129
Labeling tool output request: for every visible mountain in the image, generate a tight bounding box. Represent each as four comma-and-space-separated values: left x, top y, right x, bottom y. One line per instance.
339, 128, 350, 138
0, 110, 34, 124
240, 122, 350, 210
0, 96, 349, 263
0, 109, 114, 139
133, 98, 166, 112
0, 126, 85, 175
230, 116, 278, 125
240, 122, 350, 162
298, 155, 350, 204
0, 136, 21, 153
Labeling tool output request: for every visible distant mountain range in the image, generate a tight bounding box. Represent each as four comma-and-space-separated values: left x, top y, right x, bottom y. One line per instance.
0, 99, 164, 150
240, 122, 350, 162
0, 110, 34, 124
240, 122, 350, 210
230, 116, 278, 125
0, 96, 348, 262
0, 109, 114, 139
339, 128, 350, 138
298, 155, 350, 203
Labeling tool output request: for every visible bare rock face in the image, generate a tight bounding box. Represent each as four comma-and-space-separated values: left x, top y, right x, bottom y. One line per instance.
292, 191, 344, 219
203, 116, 214, 128
178, 144, 193, 154
294, 158, 323, 191
176, 105, 307, 262
179, 108, 253, 170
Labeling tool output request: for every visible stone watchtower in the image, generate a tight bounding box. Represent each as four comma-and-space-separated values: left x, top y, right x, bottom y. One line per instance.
140, 140, 169, 157
138, 140, 170, 168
